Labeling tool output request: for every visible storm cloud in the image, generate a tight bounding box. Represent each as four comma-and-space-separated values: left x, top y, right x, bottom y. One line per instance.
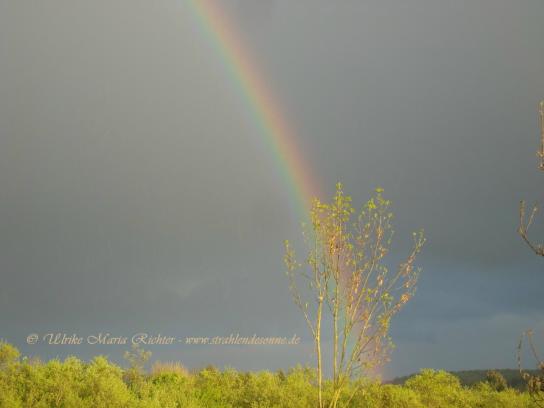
1, 0, 544, 378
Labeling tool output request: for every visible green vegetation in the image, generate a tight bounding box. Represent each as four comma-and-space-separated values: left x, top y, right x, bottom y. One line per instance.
391, 369, 541, 391
0, 342, 538, 408
284, 184, 424, 407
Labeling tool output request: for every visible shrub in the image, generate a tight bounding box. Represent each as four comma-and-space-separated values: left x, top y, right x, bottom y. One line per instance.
485, 370, 508, 392
405, 369, 475, 407
150, 361, 189, 377
0, 342, 541, 407
0, 341, 20, 367
353, 382, 425, 408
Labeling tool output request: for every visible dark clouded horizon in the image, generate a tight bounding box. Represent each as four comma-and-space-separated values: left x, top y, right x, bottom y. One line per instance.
1, 0, 544, 379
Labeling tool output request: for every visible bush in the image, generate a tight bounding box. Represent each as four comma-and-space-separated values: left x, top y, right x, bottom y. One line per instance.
405, 369, 475, 407
485, 370, 508, 392
0, 342, 20, 367
471, 382, 533, 408
150, 361, 188, 377
344, 381, 423, 408
0, 343, 540, 407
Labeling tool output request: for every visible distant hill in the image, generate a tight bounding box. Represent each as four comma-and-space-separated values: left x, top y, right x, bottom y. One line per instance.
389, 369, 541, 391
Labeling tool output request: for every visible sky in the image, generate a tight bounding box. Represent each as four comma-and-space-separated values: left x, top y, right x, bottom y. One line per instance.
1, 0, 544, 380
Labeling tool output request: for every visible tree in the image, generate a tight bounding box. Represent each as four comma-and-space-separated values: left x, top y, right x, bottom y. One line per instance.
519, 101, 544, 257
123, 343, 152, 389
518, 101, 544, 407
284, 183, 425, 408
486, 370, 508, 392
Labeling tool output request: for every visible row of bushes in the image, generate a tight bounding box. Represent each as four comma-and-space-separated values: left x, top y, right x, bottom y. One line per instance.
0, 342, 538, 407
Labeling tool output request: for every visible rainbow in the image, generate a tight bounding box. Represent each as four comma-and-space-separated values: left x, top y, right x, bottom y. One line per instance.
186, 0, 320, 218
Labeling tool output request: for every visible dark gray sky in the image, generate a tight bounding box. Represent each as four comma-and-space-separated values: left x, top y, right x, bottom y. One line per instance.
1, 0, 544, 379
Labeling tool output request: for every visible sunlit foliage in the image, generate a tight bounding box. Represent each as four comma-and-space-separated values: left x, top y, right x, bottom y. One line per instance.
0, 342, 537, 407
284, 184, 424, 407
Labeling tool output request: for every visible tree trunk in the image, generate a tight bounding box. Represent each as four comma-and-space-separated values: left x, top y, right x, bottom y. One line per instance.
316, 299, 323, 408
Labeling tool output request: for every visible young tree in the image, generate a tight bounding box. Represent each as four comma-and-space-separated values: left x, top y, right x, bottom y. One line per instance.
123, 343, 152, 389
519, 101, 544, 256
518, 101, 544, 407
284, 183, 425, 408
486, 370, 508, 392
